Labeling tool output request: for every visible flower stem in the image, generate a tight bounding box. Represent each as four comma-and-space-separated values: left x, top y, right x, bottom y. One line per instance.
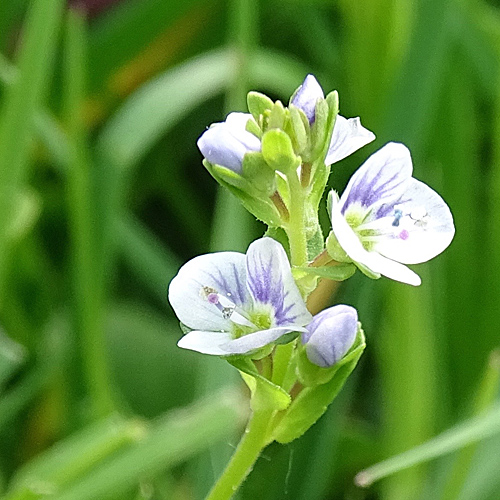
286, 168, 308, 267
205, 408, 274, 500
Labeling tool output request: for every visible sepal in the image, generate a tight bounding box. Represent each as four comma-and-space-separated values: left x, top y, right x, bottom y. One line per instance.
247, 91, 274, 124
271, 327, 366, 443
261, 129, 299, 173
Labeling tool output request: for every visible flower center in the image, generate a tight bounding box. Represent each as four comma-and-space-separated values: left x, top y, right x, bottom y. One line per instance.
201, 286, 273, 339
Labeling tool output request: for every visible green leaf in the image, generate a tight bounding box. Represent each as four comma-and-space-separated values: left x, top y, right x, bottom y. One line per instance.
247, 91, 274, 123
261, 129, 298, 173
293, 263, 356, 282
229, 358, 291, 412
272, 329, 365, 443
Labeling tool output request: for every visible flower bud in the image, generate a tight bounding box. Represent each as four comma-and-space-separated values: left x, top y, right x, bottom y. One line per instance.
302, 305, 358, 367
197, 112, 260, 173
290, 74, 324, 124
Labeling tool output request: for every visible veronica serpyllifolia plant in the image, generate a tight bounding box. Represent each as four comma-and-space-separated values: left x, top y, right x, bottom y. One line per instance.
167, 74, 455, 500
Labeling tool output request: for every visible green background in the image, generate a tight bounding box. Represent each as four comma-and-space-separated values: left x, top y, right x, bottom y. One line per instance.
0, 0, 499, 499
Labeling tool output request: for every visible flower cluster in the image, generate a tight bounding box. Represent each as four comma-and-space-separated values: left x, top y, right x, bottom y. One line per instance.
168, 75, 454, 447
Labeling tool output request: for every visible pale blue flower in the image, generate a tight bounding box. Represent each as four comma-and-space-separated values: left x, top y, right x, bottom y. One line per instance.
302, 305, 358, 367
197, 112, 260, 172
329, 142, 455, 286
291, 74, 375, 165
168, 237, 312, 356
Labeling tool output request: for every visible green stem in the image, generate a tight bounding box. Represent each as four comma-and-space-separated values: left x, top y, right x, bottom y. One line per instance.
272, 342, 295, 387
205, 408, 274, 500
286, 168, 308, 267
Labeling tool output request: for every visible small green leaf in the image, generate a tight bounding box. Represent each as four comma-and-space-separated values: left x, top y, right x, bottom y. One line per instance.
247, 91, 274, 123
293, 263, 356, 282
272, 329, 365, 443
229, 358, 291, 412
204, 160, 247, 190
261, 129, 298, 173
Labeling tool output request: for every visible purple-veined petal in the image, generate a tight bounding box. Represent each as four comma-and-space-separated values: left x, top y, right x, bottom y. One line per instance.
366, 179, 455, 264
340, 142, 412, 213
291, 74, 324, 123
302, 305, 358, 367
325, 115, 376, 165
197, 112, 260, 172
168, 251, 250, 332
178, 326, 305, 355
330, 199, 421, 286
246, 238, 312, 327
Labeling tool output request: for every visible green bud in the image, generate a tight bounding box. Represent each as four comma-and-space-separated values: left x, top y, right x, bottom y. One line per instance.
310, 98, 329, 160
267, 101, 286, 130
247, 91, 274, 124
261, 129, 298, 173
288, 105, 309, 154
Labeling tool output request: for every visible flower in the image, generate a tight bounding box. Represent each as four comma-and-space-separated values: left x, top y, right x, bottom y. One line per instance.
328, 142, 455, 286
291, 74, 375, 165
302, 305, 358, 367
197, 112, 261, 173
168, 237, 312, 356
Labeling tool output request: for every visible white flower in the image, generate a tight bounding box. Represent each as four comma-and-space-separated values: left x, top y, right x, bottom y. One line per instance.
302, 305, 358, 367
168, 237, 312, 356
291, 74, 375, 165
197, 112, 260, 172
328, 142, 455, 286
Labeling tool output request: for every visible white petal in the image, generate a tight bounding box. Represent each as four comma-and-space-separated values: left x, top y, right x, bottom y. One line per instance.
178, 330, 234, 355
226, 326, 306, 354
168, 251, 249, 332
372, 179, 455, 264
246, 238, 312, 327
325, 115, 376, 165
340, 142, 412, 212
330, 200, 421, 286
177, 326, 305, 356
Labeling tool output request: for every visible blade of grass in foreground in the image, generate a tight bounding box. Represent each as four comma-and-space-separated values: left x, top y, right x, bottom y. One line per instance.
355, 400, 500, 488
42, 391, 244, 500
0, 0, 64, 298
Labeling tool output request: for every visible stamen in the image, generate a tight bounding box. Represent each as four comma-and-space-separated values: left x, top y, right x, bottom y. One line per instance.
200, 286, 256, 328
392, 209, 403, 227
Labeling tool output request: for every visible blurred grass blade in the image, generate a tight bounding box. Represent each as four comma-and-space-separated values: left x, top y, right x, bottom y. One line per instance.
98, 47, 310, 171
7, 415, 145, 498
98, 48, 238, 170
49, 391, 245, 500
0, 330, 26, 391
0, 0, 64, 294
355, 401, 500, 488
64, 7, 115, 417
440, 350, 500, 500
115, 214, 181, 302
